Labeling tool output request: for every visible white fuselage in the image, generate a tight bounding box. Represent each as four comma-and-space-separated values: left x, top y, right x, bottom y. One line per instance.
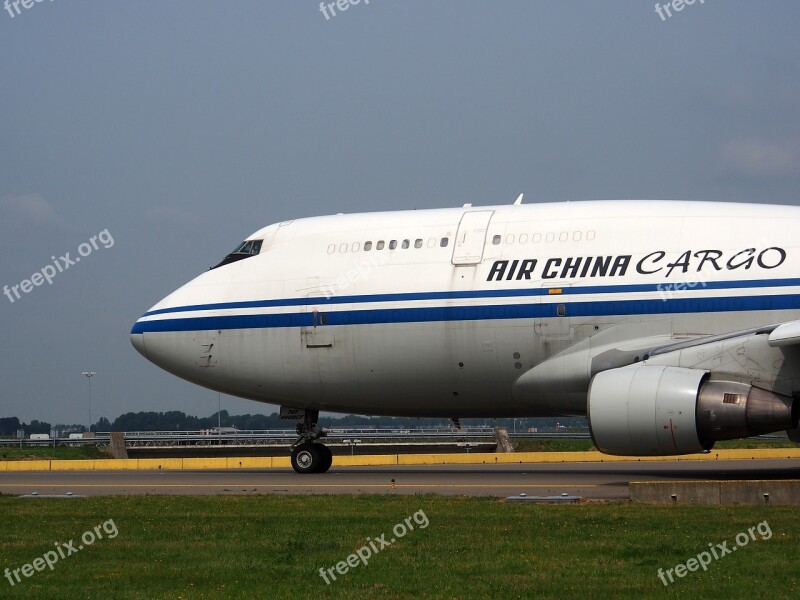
131, 200, 800, 417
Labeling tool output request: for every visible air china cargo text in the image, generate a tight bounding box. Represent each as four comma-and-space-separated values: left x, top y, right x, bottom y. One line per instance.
486, 247, 786, 282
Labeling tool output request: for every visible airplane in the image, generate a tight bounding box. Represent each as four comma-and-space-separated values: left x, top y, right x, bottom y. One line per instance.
131, 197, 800, 473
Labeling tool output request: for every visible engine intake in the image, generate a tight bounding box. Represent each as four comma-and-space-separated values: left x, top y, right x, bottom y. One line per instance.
587, 366, 796, 456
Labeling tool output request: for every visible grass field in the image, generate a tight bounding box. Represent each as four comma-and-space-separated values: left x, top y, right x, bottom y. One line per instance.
0, 446, 107, 461
513, 438, 597, 452
0, 495, 797, 599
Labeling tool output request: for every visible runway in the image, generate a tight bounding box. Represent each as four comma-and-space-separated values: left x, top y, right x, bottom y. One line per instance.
1, 459, 798, 498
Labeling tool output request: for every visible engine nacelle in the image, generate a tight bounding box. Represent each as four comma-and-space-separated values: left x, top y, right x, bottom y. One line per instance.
587, 366, 797, 456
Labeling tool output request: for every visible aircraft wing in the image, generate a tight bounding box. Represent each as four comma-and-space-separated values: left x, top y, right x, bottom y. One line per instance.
513, 320, 800, 454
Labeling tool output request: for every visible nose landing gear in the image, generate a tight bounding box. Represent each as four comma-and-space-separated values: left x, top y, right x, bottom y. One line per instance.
289, 409, 333, 474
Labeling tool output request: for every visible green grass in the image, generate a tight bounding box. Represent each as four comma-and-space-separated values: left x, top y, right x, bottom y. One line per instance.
513, 438, 597, 452
0, 446, 107, 461
0, 496, 797, 599
714, 438, 798, 449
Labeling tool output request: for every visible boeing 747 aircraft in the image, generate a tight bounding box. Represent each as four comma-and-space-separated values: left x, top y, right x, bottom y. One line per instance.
131, 199, 800, 473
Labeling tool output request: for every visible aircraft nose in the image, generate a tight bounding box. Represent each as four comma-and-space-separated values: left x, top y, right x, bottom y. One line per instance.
130, 326, 147, 359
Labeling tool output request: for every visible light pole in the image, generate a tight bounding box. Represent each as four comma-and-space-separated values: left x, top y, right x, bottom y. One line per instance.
343, 439, 361, 455
81, 371, 96, 431
217, 392, 222, 444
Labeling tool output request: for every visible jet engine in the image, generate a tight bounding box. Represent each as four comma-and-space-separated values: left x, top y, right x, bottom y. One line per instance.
587, 366, 797, 456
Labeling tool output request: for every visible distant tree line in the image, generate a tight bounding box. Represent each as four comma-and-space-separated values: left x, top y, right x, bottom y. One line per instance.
0, 417, 107, 436
2, 412, 586, 434
0, 417, 53, 436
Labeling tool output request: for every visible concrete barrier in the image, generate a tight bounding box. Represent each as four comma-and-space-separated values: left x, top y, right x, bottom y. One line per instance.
1, 448, 798, 472
3, 460, 51, 472
333, 454, 398, 467
630, 480, 800, 505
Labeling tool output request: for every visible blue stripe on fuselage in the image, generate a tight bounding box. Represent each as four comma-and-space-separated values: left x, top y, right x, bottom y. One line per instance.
131, 292, 800, 334
141, 277, 800, 318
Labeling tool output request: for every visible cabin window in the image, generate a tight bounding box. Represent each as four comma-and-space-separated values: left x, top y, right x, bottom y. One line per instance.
389, 240, 397, 250
415, 239, 423, 248
377, 240, 385, 250
327, 244, 335, 254
506, 234, 515, 244
364, 241, 372, 251
339, 243, 348, 253
402, 239, 410, 249
520, 233, 529, 244
492, 235, 501, 245
440, 237, 449, 247
427, 238, 436, 248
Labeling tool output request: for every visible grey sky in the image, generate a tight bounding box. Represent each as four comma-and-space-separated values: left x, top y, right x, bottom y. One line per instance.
1, 1, 799, 425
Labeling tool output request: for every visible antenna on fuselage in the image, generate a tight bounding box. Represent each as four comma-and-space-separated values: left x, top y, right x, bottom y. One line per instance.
514, 193, 524, 205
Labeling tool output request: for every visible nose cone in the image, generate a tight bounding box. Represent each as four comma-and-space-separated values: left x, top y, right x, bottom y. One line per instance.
130, 323, 147, 359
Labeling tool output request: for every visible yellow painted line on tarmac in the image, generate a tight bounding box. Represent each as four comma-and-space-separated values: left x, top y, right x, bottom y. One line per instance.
1, 448, 798, 472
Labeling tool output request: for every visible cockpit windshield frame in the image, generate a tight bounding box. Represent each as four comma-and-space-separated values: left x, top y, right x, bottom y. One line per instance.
210, 239, 264, 270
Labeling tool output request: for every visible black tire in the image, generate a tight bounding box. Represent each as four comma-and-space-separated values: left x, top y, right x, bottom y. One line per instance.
291, 443, 319, 474
290, 443, 332, 474
318, 444, 333, 473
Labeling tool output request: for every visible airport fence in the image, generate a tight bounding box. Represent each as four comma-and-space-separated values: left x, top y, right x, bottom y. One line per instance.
1, 427, 525, 449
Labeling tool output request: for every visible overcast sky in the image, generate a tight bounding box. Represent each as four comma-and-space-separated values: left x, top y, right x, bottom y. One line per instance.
1, 1, 799, 425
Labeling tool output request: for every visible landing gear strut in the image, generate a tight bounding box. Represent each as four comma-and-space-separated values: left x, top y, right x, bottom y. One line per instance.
290, 409, 332, 474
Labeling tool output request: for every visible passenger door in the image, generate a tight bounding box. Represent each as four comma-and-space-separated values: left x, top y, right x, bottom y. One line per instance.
451, 210, 494, 265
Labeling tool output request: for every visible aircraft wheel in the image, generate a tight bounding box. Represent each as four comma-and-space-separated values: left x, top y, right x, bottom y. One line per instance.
291, 443, 330, 474
318, 444, 333, 473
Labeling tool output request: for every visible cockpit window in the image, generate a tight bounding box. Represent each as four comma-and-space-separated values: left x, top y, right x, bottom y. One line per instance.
211, 239, 263, 270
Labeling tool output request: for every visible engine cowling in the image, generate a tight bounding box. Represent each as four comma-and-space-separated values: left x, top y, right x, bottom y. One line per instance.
587, 366, 797, 456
